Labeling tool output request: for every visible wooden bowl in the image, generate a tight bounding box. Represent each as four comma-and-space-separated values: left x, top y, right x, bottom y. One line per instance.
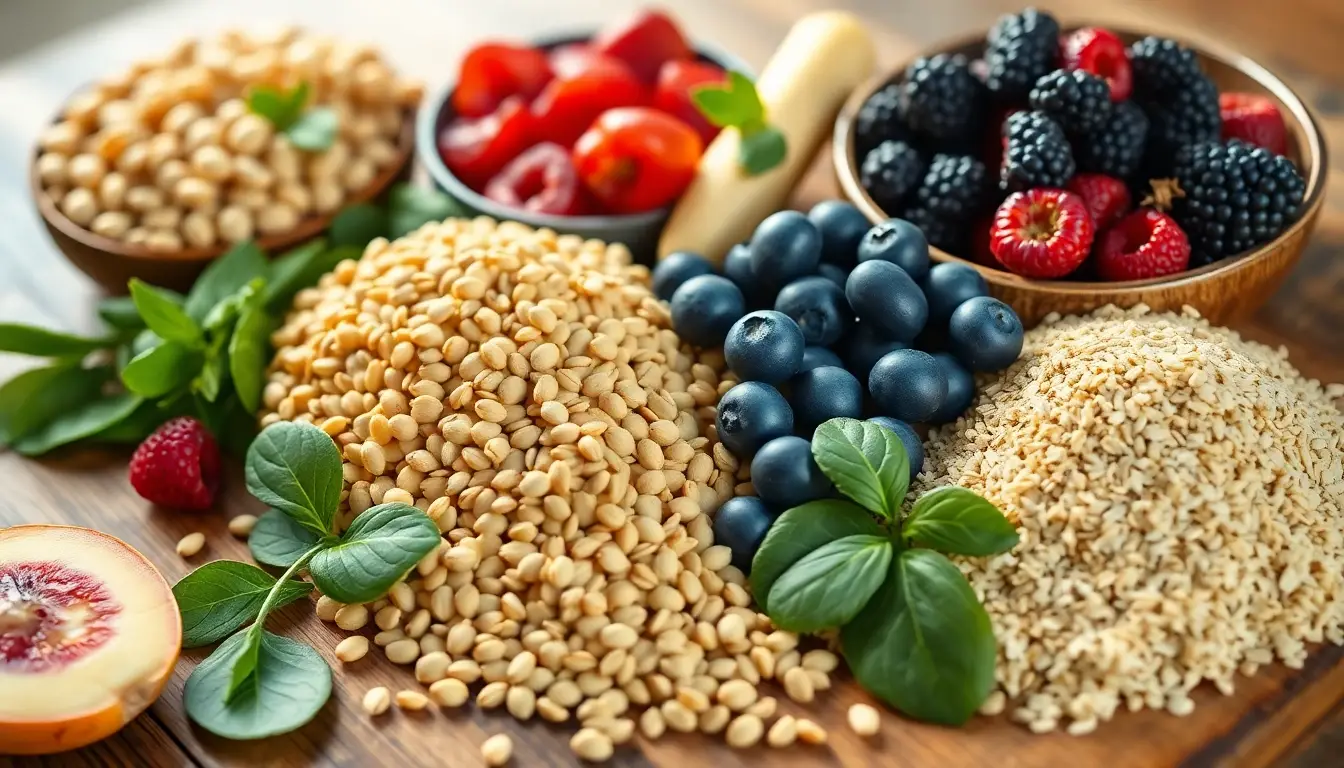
32, 108, 417, 294
833, 27, 1328, 327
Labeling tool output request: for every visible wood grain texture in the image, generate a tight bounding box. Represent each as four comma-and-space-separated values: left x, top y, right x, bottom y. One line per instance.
0, 0, 1341, 766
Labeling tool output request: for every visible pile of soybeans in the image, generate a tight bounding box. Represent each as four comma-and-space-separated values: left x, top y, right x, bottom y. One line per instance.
919, 304, 1344, 735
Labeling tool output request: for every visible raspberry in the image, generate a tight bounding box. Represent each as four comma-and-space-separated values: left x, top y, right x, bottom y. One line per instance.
860, 140, 926, 213
128, 417, 221, 511
1060, 27, 1133, 101
1219, 92, 1288, 156
989, 188, 1094, 278
1001, 111, 1075, 192
983, 8, 1061, 102
1075, 100, 1149, 180
1066, 173, 1131, 230
854, 83, 910, 157
1028, 69, 1114, 135
900, 54, 986, 145
915, 154, 989, 223
1095, 209, 1191, 281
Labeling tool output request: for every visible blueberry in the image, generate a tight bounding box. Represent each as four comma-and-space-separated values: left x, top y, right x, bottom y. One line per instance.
799, 346, 844, 372
845, 260, 928, 342
751, 436, 833, 509
842, 324, 907, 386
807, 200, 869, 270
724, 311, 805, 383
652, 251, 714, 301
789, 365, 863, 435
724, 243, 770, 309
817, 262, 849, 288
857, 219, 931, 282
948, 296, 1023, 372
750, 211, 822, 291
773, 276, 851, 348
670, 275, 745, 348
713, 496, 775, 573
929, 352, 974, 424
869, 348, 947, 423
869, 416, 924, 482
716, 382, 794, 457
923, 262, 989, 327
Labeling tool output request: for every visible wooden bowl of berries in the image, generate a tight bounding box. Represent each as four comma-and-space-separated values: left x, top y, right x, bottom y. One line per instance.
833, 10, 1327, 327
417, 9, 748, 260
31, 28, 420, 294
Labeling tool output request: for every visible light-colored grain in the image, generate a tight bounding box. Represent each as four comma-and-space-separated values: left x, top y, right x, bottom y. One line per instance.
395, 690, 430, 711
334, 636, 369, 663
725, 713, 764, 748
175, 532, 205, 557
227, 514, 258, 537
847, 703, 881, 737
362, 687, 391, 716
481, 734, 513, 767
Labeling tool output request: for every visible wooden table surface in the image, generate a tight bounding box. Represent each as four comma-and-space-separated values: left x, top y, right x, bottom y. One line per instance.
1, 0, 1341, 766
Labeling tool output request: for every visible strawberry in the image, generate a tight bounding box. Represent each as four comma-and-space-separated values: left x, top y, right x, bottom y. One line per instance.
989, 188, 1094, 278
128, 417, 221, 511
1067, 173, 1131, 230
1095, 209, 1191, 281
1060, 27, 1132, 101
1219, 92, 1288, 155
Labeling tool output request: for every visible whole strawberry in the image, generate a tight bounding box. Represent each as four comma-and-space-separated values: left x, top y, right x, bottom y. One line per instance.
1060, 27, 1133, 101
990, 188, 1094, 278
1219, 92, 1288, 155
1095, 209, 1191, 281
1067, 173, 1131, 230
129, 417, 221, 511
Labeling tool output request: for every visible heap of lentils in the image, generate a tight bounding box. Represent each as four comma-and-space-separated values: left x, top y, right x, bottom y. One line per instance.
917, 304, 1344, 735
261, 218, 846, 760
34, 28, 420, 251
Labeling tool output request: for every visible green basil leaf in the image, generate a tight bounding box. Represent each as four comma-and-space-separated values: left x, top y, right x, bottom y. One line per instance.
904, 486, 1019, 556
738, 126, 787, 176
195, 352, 224, 402
286, 81, 311, 120
227, 630, 264, 703
92, 398, 182, 444
173, 561, 312, 648
691, 71, 763, 129
387, 183, 465, 238
766, 534, 892, 633
250, 509, 324, 567
308, 503, 440, 604
129, 279, 200, 345
263, 239, 324, 309
0, 361, 88, 447
285, 107, 338, 152
98, 295, 150, 332
811, 418, 909, 520
329, 203, 390, 248
246, 84, 297, 130
245, 421, 342, 536
215, 393, 260, 458
229, 302, 273, 413
0, 323, 116, 358
121, 340, 202, 398
841, 549, 996, 726
11, 390, 143, 456
750, 499, 884, 613
185, 240, 269, 322
184, 629, 331, 739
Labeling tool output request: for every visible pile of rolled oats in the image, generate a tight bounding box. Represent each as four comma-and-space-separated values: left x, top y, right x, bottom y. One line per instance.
920, 304, 1344, 735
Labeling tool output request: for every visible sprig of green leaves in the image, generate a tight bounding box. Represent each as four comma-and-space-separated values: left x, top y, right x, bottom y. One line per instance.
691, 70, 788, 176
751, 417, 1019, 726
246, 81, 338, 152
177, 421, 440, 740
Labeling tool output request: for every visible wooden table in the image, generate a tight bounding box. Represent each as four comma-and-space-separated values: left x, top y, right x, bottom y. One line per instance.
1, 0, 1341, 765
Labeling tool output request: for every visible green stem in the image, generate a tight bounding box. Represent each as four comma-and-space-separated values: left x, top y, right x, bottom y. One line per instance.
248, 542, 326, 640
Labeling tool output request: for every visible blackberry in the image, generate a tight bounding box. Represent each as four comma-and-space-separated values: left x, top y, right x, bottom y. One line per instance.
984, 9, 1061, 102
916, 154, 988, 222
1129, 36, 1205, 100
1076, 100, 1149, 180
904, 207, 967, 255
860, 140, 927, 213
1171, 139, 1306, 262
900, 54, 986, 145
1001, 111, 1075, 192
854, 83, 910, 158
1028, 69, 1113, 135
1144, 76, 1221, 166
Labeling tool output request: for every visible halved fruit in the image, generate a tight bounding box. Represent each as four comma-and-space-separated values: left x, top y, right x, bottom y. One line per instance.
0, 525, 181, 755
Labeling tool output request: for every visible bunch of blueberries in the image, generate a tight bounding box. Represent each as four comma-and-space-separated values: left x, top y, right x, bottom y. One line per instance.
654, 201, 1025, 571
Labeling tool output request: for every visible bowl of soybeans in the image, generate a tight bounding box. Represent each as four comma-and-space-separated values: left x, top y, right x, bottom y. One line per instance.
30, 27, 422, 293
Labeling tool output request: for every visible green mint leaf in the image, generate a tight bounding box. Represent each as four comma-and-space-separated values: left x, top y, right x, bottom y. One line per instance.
247, 85, 299, 130
98, 295, 152, 332
263, 240, 327, 311
904, 487, 1018, 556
0, 361, 88, 447
0, 323, 116, 358
750, 499, 884, 613
229, 301, 273, 413
185, 240, 269, 323
286, 81, 311, 119
738, 125, 787, 176
245, 421, 342, 537
92, 398, 182, 445
309, 503, 440, 604
691, 70, 764, 129
226, 630, 263, 703
121, 340, 202, 398
173, 561, 312, 648
195, 353, 224, 402
184, 629, 331, 739
841, 548, 996, 726
129, 279, 200, 345
249, 509, 324, 567
12, 391, 143, 456
766, 534, 892, 633
811, 418, 910, 520
285, 107, 338, 152
329, 203, 390, 249
387, 184, 464, 238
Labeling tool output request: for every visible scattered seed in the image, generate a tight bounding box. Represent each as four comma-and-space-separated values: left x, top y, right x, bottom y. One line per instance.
395, 690, 430, 711
362, 687, 391, 716
429, 678, 470, 707
227, 514, 258, 537
796, 718, 827, 745
334, 636, 369, 663
482, 734, 513, 767
848, 703, 881, 736
725, 713, 764, 748
175, 532, 205, 557
570, 728, 614, 762
766, 714, 798, 747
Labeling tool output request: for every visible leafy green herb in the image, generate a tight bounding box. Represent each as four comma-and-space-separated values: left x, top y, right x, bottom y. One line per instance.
0, 323, 116, 358
121, 340, 202, 398
308, 503, 440, 604
196, 351, 225, 402
765, 534, 891, 633
285, 108, 339, 151
244, 422, 342, 537
97, 295, 150, 332
329, 203, 390, 248
228, 301, 272, 413
12, 391, 142, 456
691, 70, 789, 176
387, 184, 465, 238
749, 499, 883, 613
174, 561, 312, 648
810, 419, 909, 519
129, 279, 201, 345
246, 81, 337, 152
904, 486, 1019, 556
183, 629, 331, 739
185, 241, 269, 323
739, 127, 788, 176
249, 509, 323, 567
0, 361, 87, 447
